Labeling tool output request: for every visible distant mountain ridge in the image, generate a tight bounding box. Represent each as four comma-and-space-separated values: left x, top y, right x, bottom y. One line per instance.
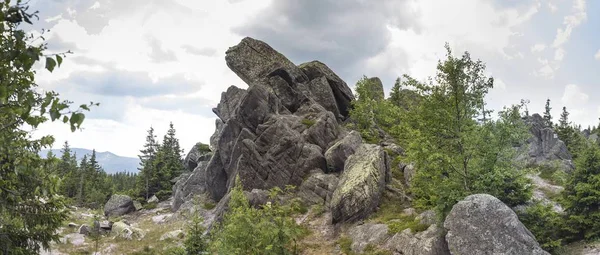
39, 148, 140, 174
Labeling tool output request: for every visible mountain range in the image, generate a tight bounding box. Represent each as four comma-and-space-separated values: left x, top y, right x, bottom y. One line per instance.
39, 148, 140, 174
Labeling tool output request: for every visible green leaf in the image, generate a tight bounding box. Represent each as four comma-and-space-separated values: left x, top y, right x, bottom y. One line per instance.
62, 116, 68, 123
80, 104, 90, 111
45, 57, 56, 72
56, 55, 63, 67
49, 110, 60, 121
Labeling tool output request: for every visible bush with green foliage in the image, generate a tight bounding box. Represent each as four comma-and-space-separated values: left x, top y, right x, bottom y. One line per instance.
400, 46, 532, 218
209, 178, 307, 254
184, 212, 208, 255
517, 202, 565, 252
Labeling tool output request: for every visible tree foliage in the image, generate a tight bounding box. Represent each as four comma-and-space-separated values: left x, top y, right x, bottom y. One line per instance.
0, 1, 97, 253
209, 178, 306, 255
399, 44, 531, 216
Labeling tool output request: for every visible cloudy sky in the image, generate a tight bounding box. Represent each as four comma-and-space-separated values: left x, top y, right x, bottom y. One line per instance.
28, 0, 599, 158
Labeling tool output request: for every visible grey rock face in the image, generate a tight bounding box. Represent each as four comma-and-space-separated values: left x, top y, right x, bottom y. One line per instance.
347, 223, 389, 253
78, 224, 90, 235
225, 37, 309, 86
325, 131, 363, 172
297, 171, 339, 205
213, 86, 248, 123
210, 118, 224, 150
383, 224, 449, 255
244, 189, 270, 208
104, 194, 135, 217
518, 114, 574, 172
444, 194, 549, 255
330, 144, 389, 223
299, 60, 355, 119
183, 142, 212, 171
366, 77, 385, 101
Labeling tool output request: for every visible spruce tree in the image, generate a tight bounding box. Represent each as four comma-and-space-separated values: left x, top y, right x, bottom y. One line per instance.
389, 77, 402, 107
137, 126, 159, 200
543, 98, 553, 127
151, 122, 185, 199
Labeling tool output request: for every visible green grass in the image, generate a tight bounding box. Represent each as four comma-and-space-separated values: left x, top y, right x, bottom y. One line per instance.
143, 202, 157, 210
369, 199, 428, 235
387, 214, 429, 234
302, 118, 316, 127
202, 201, 216, 210
537, 163, 567, 186
197, 143, 211, 153
337, 236, 354, 255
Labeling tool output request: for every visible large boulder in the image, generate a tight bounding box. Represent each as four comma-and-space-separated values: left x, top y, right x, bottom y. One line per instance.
444, 194, 549, 255
325, 131, 362, 172
297, 171, 339, 205
347, 223, 389, 253
383, 225, 449, 255
213, 86, 248, 123
330, 144, 389, 223
104, 194, 135, 217
225, 37, 308, 87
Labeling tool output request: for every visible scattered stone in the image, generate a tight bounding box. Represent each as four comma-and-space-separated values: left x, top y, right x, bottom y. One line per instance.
133, 201, 142, 211
111, 221, 145, 241
60, 233, 85, 246
330, 144, 389, 223
160, 229, 185, 241
347, 223, 389, 253
78, 224, 90, 235
245, 189, 270, 208
67, 222, 78, 228
444, 194, 549, 255
104, 194, 136, 217
402, 208, 417, 216
152, 214, 173, 224
148, 195, 159, 204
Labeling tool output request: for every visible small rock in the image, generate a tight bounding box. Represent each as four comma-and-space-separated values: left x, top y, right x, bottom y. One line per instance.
160, 229, 185, 241
148, 195, 159, 204
152, 214, 173, 224
99, 220, 112, 230
61, 233, 85, 246
111, 221, 145, 241
416, 210, 437, 226
68, 222, 78, 228
133, 201, 142, 211
78, 224, 90, 235
383, 224, 449, 255
402, 208, 417, 216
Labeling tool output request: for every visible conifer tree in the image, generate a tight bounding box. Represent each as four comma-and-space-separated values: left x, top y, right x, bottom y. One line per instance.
137, 126, 159, 200
543, 98, 553, 127
389, 77, 403, 107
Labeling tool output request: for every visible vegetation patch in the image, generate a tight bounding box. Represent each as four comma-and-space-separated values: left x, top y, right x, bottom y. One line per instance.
302, 118, 316, 127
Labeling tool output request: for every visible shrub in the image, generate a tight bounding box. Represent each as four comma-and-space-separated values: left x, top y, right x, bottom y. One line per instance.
197, 143, 211, 153
517, 202, 565, 252
155, 190, 172, 201
184, 212, 208, 254
337, 236, 354, 255
143, 202, 157, 210
386, 214, 429, 234
209, 177, 307, 254
301, 118, 316, 127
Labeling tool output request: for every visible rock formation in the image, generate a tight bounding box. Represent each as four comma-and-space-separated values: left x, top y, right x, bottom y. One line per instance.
517, 113, 574, 172
171, 37, 387, 218
444, 194, 549, 255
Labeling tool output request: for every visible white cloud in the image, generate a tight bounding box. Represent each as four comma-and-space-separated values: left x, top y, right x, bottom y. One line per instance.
554, 48, 565, 61
561, 84, 589, 106
33, 0, 272, 156
595, 49, 600, 60
531, 43, 546, 53
548, 2, 558, 13
552, 0, 586, 48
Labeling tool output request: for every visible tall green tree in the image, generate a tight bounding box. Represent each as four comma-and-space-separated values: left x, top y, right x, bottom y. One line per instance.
563, 142, 600, 241
152, 122, 185, 199
137, 126, 159, 200
58, 141, 78, 198
0, 1, 96, 253
543, 98, 553, 127
402, 44, 531, 216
